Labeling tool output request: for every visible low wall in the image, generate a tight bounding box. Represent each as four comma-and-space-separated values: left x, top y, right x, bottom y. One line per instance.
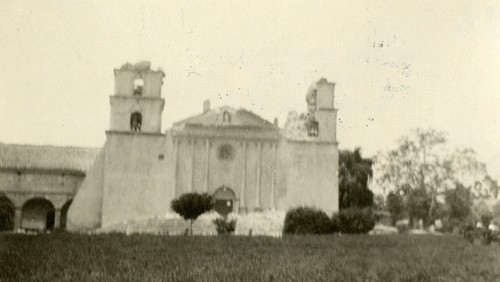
95, 210, 286, 237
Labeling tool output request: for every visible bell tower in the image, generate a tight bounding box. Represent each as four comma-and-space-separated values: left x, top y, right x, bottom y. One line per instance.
305, 78, 337, 143
109, 61, 165, 133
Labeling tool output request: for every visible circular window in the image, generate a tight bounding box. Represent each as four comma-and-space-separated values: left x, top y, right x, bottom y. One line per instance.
217, 144, 235, 161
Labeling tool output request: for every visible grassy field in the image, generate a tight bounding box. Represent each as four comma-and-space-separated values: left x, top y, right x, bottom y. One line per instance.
1, 233, 500, 281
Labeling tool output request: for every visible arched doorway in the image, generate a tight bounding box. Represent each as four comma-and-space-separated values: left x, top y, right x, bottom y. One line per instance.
213, 186, 236, 216
21, 198, 55, 231
60, 199, 72, 230
130, 112, 142, 131
0, 194, 15, 231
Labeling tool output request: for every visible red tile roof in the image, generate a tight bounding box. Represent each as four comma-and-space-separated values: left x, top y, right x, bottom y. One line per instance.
0, 143, 100, 173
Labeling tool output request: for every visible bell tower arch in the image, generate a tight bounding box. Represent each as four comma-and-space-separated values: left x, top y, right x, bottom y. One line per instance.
305, 78, 337, 143
109, 61, 165, 133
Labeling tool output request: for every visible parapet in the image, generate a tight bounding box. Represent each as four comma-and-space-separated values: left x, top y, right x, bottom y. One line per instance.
113, 61, 165, 98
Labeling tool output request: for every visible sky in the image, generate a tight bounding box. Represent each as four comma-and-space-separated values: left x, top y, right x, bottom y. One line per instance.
0, 0, 499, 178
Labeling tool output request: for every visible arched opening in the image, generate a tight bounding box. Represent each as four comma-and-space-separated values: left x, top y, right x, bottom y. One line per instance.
21, 198, 55, 231
306, 119, 319, 137
133, 78, 144, 96
222, 111, 231, 123
130, 112, 142, 131
213, 186, 236, 216
0, 194, 15, 231
60, 199, 72, 230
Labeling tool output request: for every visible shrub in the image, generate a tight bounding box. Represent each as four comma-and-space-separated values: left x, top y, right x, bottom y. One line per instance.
480, 215, 492, 229
491, 230, 500, 243
333, 208, 376, 234
470, 229, 493, 245
460, 223, 476, 243
396, 222, 409, 234
472, 201, 492, 224
386, 191, 404, 226
171, 192, 213, 235
444, 183, 472, 221
459, 223, 493, 245
439, 218, 463, 233
283, 207, 332, 235
213, 218, 236, 235
493, 202, 500, 223
407, 187, 431, 227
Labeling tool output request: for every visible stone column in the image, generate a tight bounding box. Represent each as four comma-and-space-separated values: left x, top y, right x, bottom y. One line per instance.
189, 140, 196, 192
54, 209, 61, 229
256, 142, 262, 210
172, 139, 179, 198
204, 139, 210, 193
271, 143, 277, 210
240, 142, 247, 212
14, 207, 22, 230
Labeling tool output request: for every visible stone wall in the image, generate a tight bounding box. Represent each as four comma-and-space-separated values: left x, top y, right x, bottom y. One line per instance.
277, 140, 339, 215
101, 131, 172, 227
109, 96, 164, 133
67, 149, 105, 231
174, 136, 278, 212
0, 169, 81, 209
98, 211, 285, 237
0, 169, 82, 230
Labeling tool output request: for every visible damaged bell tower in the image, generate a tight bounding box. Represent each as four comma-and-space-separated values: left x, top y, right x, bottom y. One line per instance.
109, 61, 165, 133
305, 78, 337, 143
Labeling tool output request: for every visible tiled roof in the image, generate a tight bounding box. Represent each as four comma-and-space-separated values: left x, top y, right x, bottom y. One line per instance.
173, 106, 276, 129
0, 143, 100, 173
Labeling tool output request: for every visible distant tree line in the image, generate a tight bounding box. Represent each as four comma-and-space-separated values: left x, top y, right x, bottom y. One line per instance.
375, 128, 499, 229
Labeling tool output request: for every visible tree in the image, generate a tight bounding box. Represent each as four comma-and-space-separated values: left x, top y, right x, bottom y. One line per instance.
171, 193, 213, 235
472, 201, 492, 227
375, 128, 495, 223
386, 191, 404, 226
339, 148, 374, 209
492, 202, 500, 224
407, 186, 431, 226
444, 182, 472, 221
373, 194, 385, 211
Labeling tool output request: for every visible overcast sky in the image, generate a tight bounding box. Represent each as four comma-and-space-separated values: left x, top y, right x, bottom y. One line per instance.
1, 1, 499, 179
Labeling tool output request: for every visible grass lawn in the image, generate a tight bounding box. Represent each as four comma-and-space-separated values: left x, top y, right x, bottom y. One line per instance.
1, 233, 500, 281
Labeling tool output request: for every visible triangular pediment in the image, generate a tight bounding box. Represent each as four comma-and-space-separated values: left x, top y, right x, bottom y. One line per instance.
173, 106, 276, 130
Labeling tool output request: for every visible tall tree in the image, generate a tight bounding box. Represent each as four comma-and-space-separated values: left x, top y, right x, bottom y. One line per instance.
339, 148, 374, 209
375, 128, 494, 223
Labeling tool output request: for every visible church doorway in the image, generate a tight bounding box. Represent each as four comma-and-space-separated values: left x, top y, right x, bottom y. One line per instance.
213, 186, 236, 217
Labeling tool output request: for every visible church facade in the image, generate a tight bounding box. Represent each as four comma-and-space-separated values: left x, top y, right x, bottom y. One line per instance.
1, 61, 339, 232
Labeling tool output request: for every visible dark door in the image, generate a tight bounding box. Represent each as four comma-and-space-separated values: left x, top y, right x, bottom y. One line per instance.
46, 211, 55, 230
215, 199, 233, 216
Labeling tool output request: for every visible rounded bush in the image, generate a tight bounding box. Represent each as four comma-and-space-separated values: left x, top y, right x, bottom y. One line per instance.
439, 218, 465, 233
213, 218, 237, 235
283, 207, 332, 235
332, 208, 375, 234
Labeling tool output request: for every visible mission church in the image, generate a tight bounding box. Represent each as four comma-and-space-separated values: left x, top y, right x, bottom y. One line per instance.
0, 61, 339, 232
